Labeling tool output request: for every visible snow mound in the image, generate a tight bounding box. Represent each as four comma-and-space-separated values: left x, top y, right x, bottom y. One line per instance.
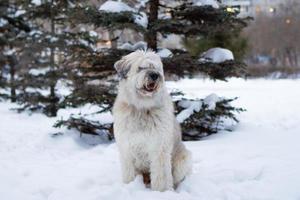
193, 0, 219, 9
99, 1, 135, 12
199, 47, 234, 63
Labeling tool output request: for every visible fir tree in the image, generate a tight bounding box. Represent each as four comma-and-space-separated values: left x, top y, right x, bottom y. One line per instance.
15, 0, 79, 116
1, 0, 249, 141
55, 0, 249, 141
0, 0, 30, 102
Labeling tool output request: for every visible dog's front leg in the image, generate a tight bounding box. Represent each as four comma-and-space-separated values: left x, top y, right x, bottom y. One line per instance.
120, 153, 136, 184
150, 151, 173, 191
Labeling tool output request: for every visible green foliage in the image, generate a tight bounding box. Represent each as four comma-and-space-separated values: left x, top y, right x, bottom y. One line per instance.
175, 97, 245, 141
54, 95, 245, 141
68, 6, 144, 32
162, 53, 246, 80
1, 0, 249, 141
184, 31, 249, 61
54, 117, 114, 141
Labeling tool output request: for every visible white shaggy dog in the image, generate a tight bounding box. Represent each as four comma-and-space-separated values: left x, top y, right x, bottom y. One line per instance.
113, 50, 192, 191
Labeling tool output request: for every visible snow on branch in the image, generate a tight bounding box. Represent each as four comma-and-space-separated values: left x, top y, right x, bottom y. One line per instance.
199, 47, 234, 63
175, 95, 245, 140
192, 0, 220, 9
99, 0, 148, 27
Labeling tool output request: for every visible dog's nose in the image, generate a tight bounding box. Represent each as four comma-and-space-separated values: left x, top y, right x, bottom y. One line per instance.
149, 72, 159, 81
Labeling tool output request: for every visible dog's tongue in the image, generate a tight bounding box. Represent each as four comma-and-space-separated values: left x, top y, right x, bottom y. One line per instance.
147, 82, 156, 90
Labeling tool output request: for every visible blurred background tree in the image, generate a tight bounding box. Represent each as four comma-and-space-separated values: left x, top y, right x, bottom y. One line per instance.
0, 0, 30, 101
184, 29, 248, 61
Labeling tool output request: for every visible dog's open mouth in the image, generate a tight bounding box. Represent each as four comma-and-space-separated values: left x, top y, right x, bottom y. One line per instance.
143, 82, 157, 93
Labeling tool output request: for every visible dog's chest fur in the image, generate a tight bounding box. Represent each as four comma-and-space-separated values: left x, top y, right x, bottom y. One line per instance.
113, 101, 174, 170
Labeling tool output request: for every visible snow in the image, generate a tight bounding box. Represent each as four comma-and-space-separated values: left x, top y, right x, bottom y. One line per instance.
135, 0, 149, 9
25, 87, 50, 96
193, 0, 220, 8
99, 1, 148, 27
118, 44, 172, 58
78, 39, 89, 47
57, 103, 113, 124
176, 93, 221, 123
32, 0, 42, 6
3, 49, 16, 56
134, 12, 148, 28
14, 10, 26, 17
160, 34, 185, 50
119, 41, 147, 51
176, 100, 203, 123
203, 93, 220, 110
133, 41, 147, 50
49, 36, 59, 43
157, 48, 173, 58
28, 67, 51, 76
89, 30, 98, 38
119, 42, 134, 51
29, 30, 43, 37
1, 78, 300, 199
55, 79, 73, 97
199, 47, 234, 63
0, 18, 8, 27
99, 1, 135, 13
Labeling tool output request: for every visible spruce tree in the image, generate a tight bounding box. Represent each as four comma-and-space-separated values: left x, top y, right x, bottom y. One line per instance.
15, 0, 78, 116
0, 0, 30, 102
55, 0, 248, 141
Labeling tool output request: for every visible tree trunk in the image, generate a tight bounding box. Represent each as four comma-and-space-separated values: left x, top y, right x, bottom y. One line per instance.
7, 54, 17, 102
49, 0, 57, 117
145, 0, 159, 51
0, 65, 3, 84
109, 30, 117, 49
9, 60, 16, 102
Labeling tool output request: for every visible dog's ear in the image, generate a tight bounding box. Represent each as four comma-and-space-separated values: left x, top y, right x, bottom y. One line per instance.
114, 58, 130, 79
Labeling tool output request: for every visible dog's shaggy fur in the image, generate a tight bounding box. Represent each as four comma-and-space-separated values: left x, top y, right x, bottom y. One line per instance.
113, 50, 192, 191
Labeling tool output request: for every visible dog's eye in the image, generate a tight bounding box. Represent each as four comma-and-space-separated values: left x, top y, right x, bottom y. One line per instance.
138, 66, 145, 72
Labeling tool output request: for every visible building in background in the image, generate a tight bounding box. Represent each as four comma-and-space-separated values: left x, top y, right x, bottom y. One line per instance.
221, 0, 290, 17
221, 0, 254, 17
252, 0, 285, 16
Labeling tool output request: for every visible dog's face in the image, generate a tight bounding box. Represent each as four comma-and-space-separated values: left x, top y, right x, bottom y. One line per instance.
114, 50, 164, 98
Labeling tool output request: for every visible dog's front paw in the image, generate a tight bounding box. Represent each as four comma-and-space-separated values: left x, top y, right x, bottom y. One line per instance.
122, 174, 135, 184
151, 180, 173, 192
151, 172, 173, 192
122, 168, 136, 184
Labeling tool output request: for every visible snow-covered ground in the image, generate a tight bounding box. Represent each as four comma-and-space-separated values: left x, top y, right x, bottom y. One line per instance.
1, 78, 300, 200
